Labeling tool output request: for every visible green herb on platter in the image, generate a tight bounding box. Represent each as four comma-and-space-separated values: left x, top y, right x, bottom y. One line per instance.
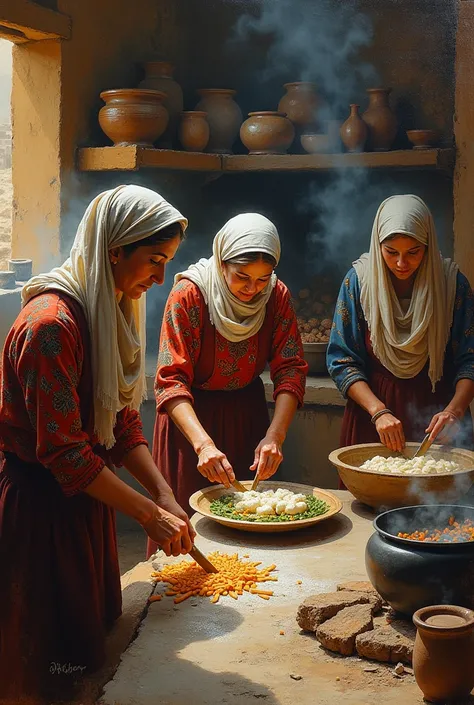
210, 494, 329, 522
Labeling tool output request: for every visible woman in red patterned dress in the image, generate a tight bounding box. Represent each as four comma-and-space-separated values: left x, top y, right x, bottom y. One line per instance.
0, 185, 195, 703
147, 213, 308, 558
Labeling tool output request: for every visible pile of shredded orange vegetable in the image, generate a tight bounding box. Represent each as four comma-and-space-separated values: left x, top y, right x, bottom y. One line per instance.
149, 551, 278, 604
397, 516, 474, 543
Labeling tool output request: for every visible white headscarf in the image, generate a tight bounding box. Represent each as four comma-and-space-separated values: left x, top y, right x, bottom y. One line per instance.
353, 194, 458, 390
175, 213, 281, 342
22, 185, 187, 448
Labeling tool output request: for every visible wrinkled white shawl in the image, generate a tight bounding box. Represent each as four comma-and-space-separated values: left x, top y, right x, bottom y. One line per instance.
22, 185, 187, 448
353, 194, 458, 389
176, 213, 281, 342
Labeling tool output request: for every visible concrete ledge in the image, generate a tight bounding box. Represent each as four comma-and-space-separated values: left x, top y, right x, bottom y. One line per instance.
145, 365, 345, 408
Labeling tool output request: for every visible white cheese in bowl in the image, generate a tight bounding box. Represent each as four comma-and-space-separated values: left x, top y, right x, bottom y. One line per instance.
360, 454, 462, 475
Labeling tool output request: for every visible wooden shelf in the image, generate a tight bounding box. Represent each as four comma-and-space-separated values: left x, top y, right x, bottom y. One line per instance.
77, 146, 221, 172
222, 149, 455, 173
77, 146, 455, 174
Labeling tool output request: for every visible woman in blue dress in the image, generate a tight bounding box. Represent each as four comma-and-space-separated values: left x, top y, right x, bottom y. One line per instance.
327, 195, 474, 453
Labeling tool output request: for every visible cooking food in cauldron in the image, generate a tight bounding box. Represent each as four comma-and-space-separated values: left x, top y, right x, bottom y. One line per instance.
397, 516, 474, 543
366, 505, 474, 615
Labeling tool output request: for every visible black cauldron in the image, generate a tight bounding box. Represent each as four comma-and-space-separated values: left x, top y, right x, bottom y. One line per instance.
365, 505, 474, 616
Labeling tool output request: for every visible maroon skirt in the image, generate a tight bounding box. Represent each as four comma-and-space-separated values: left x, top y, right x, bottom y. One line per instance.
0, 452, 122, 702
147, 376, 269, 559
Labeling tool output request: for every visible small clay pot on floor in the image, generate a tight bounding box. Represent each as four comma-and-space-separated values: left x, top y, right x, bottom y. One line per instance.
340, 104, 368, 152
413, 604, 474, 703
178, 111, 210, 152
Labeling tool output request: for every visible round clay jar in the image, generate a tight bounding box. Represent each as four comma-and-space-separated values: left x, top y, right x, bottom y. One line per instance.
413, 604, 474, 703
240, 111, 295, 154
99, 89, 169, 147
195, 89, 242, 154
138, 62, 183, 148
178, 111, 210, 152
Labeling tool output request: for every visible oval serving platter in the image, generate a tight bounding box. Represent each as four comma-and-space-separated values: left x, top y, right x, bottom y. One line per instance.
189, 480, 343, 533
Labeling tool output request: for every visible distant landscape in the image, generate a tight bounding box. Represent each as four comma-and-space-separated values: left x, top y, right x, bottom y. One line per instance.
0, 40, 11, 124
0, 39, 12, 270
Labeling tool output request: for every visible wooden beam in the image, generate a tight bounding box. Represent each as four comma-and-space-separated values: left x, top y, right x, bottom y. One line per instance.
453, 0, 474, 286
0, 25, 29, 43
0, 1, 71, 41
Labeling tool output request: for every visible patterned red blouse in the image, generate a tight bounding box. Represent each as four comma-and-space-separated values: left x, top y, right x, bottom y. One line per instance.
0, 293, 147, 496
155, 278, 307, 410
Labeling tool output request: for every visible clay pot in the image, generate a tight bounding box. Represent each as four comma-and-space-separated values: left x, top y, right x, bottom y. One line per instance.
178, 111, 210, 152
340, 104, 368, 153
300, 132, 332, 154
413, 605, 474, 702
99, 89, 169, 147
406, 129, 440, 150
365, 505, 474, 616
195, 89, 242, 154
278, 82, 319, 131
8, 258, 32, 281
138, 62, 183, 148
362, 88, 398, 152
240, 111, 294, 154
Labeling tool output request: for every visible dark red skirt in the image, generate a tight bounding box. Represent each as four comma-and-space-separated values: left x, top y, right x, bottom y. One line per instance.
147, 377, 269, 559
0, 453, 122, 702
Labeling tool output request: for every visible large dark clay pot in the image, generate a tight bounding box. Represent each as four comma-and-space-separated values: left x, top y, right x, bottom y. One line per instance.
365, 505, 474, 616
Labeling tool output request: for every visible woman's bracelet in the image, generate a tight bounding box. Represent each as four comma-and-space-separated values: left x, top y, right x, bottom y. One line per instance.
371, 408, 393, 425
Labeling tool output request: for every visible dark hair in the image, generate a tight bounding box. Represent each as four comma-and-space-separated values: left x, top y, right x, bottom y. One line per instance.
223, 251, 277, 267
122, 221, 185, 257
383, 233, 424, 244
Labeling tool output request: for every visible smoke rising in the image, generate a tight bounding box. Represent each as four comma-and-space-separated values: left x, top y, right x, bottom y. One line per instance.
230, 0, 378, 119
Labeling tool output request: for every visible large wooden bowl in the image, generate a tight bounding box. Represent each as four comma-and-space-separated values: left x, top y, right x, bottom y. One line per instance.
329, 442, 474, 510
189, 480, 342, 533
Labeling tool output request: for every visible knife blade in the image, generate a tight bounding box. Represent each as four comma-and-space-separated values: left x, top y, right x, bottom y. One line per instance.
189, 545, 219, 573
250, 472, 260, 492
231, 478, 248, 493
412, 433, 433, 458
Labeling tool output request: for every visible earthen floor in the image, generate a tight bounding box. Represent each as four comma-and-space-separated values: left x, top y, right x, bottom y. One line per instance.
94, 491, 442, 705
